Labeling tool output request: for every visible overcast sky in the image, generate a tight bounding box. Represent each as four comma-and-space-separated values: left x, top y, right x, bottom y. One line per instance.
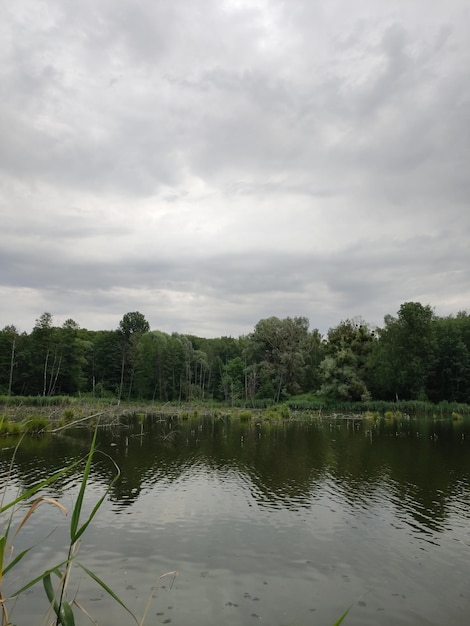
1, 0, 469, 337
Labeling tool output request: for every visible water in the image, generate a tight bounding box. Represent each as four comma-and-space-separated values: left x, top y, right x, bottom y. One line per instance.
2, 413, 470, 625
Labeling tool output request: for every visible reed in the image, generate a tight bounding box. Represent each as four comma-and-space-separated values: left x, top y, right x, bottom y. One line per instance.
0, 429, 138, 626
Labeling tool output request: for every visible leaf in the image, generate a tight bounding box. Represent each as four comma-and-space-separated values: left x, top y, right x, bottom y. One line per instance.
70, 435, 121, 544
43, 571, 57, 607
2, 546, 34, 577
43, 573, 76, 625
70, 428, 97, 542
11, 563, 67, 598
0, 535, 5, 585
77, 563, 138, 624
3, 527, 64, 579
71, 598, 97, 625
333, 605, 352, 625
60, 599, 76, 626
13, 496, 67, 538
159, 570, 179, 590
70, 492, 108, 544
139, 570, 179, 625
43, 571, 62, 623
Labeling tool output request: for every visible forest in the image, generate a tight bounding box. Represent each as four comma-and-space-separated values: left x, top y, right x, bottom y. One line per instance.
1, 302, 470, 405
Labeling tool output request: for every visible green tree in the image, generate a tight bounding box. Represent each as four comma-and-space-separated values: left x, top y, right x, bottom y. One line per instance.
134, 330, 170, 400
205, 336, 243, 400
302, 328, 324, 393
0, 325, 20, 395
427, 316, 470, 403
220, 356, 245, 404
117, 312, 150, 401
85, 330, 123, 397
25, 312, 58, 395
166, 333, 186, 400
56, 319, 89, 394
319, 318, 375, 401
118, 311, 150, 339
249, 316, 310, 402
371, 302, 436, 400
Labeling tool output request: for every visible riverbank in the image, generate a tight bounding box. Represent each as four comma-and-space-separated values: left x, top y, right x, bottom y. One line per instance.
1, 394, 470, 435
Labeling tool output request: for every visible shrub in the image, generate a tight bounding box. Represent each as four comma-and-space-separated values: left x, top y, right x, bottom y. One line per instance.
239, 411, 252, 421
23, 416, 50, 434
262, 404, 290, 420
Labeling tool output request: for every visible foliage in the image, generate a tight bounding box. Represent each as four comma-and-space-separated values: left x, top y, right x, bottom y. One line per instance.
248, 316, 311, 402
319, 319, 375, 402
0, 395, 73, 407
262, 404, 290, 420
0, 430, 137, 626
0, 418, 22, 436
368, 302, 436, 400
333, 605, 352, 625
0, 416, 50, 435
2, 303, 470, 406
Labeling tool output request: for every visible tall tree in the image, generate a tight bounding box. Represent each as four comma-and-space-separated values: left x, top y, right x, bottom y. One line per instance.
319, 319, 375, 401
249, 316, 310, 401
427, 316, 470, 403
371, 302, 436, 400
0, 325, 19, 395
134, 330, 170, 400
117, 312, 150, 402
56, 319, 89, 394
88, 330, 123, 397
27, 312, 57, 396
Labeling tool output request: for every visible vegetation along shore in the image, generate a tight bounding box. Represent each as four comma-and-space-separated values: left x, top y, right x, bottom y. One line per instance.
1, 301, 470, 408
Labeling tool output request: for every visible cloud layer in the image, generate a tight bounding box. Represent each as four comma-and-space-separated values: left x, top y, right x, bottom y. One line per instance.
1, 0, 469, 336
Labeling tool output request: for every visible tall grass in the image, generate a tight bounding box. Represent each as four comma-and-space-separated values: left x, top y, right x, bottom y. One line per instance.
0, 429, 138, 625
0, 396, 74, 407
286, 397, 470, 416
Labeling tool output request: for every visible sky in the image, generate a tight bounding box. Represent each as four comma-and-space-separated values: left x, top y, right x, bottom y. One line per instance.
1, 0, 469, 338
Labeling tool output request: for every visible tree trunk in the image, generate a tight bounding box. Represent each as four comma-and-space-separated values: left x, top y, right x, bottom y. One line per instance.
43, 349, 49, 397
118, 349, 126, 406
8, 337, 15, 396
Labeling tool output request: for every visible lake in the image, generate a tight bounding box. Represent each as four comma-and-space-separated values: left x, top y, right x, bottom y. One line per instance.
2, 412, 470, 625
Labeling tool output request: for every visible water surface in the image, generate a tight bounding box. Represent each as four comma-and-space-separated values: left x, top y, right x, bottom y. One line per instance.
2, 413, 470, 625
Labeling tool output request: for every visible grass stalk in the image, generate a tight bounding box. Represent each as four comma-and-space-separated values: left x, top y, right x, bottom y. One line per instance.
2, 425, 138, 626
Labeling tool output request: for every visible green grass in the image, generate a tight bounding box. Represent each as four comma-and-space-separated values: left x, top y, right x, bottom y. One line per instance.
0, 429, 138, 626
262, 404, 291, 420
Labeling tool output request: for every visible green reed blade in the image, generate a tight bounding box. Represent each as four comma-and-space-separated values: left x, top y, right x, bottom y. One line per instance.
43, 571, 63, 623
70, 428, 97, 543
70, 433, 121, 544
59, 599, 76, 626
333, 605, 352, 625
71, 491, 108, 544
78, 563, 138, 624
2, 546, 33, 577
0, 535, 5, 581
43, 573, 75, 626
11, 563, 67, 598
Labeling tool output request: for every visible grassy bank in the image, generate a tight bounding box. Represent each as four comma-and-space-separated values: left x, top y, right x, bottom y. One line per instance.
1, 394, 470, 435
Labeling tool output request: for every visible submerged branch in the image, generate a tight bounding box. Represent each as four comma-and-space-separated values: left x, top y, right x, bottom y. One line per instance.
48, 411, 112, 433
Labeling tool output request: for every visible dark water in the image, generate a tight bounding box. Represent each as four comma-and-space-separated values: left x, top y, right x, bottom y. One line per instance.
2, 413, 470, 625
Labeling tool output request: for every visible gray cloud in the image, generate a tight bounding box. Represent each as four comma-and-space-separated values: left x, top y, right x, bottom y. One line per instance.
1, 0, 469, 337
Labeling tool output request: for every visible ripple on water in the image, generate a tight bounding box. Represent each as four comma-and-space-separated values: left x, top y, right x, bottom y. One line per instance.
4, 421, 470, 626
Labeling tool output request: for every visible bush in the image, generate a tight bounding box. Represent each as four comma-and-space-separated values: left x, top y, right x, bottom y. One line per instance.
262, 404, 290, 420
238, 410, 252, 421
23, 416, 50, 433
0, 417, 23, 435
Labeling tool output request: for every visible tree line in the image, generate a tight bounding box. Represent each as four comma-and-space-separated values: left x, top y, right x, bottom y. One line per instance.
1, 303, 469, 404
